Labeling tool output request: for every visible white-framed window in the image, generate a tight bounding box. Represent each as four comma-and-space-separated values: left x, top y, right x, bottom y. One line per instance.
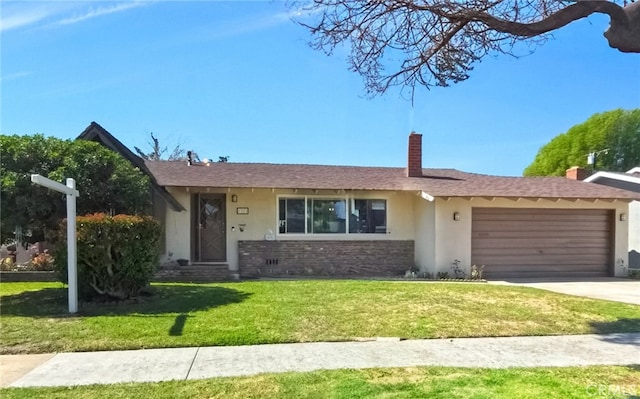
278, 196, 387, 234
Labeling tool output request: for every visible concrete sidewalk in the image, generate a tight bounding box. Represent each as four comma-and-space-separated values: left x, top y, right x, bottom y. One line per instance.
2, 333, 639, 388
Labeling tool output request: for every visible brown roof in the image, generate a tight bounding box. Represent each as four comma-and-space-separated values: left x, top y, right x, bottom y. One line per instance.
144, 161, 640, 200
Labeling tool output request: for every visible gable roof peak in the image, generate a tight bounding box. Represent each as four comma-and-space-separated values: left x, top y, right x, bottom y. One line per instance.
76, 122, 185, 212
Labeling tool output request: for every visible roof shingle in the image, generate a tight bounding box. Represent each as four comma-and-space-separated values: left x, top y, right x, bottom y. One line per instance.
144, 161, 640, 200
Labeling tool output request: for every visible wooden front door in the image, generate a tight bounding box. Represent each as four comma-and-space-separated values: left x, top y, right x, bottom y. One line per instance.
193, 194, 226, 262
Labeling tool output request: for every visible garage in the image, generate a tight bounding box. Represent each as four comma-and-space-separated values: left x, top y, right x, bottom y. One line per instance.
472, 208, 614, 279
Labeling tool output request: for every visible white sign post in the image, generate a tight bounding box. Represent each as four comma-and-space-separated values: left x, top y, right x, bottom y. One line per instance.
31, 175, 80, 314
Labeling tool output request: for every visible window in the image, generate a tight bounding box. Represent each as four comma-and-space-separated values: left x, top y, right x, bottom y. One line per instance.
279, 198, 305, 233
278, 197, 386, 234
350, 199, 387, 234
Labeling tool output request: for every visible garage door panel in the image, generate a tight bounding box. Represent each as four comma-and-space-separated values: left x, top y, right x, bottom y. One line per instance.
485, 263, 609, 273
472, 208, 610, 215
472, 215, 611, 223
472, 208, 610, 218
472, 231, 611, 240
472, 238, 610, 249
472, 246, 610, 256
473, 254, 610, 266
472, 221, 611, 232
472, 208, 613, 279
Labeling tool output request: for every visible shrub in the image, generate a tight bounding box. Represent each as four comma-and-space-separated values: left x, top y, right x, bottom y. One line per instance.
470, 264, 485, 280
450, 259, 466, 279
0, 257, 14, 271
30, 250, 55, 271
436, 272, 449, 279
55, 213, 161, 301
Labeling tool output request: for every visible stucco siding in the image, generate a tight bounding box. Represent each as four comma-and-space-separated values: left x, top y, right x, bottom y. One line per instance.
434, 198, 471, 275
163, 188, 191, 262
413, 198, 436, 272
630, 201, 639, 268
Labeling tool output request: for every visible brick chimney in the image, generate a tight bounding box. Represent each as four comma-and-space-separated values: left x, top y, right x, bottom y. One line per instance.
407, 132, 423, 177
565, 166, 590, 181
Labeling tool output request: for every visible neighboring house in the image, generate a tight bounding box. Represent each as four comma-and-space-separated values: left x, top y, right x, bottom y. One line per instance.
79, 123, 639, 281
584, 167, 640, 269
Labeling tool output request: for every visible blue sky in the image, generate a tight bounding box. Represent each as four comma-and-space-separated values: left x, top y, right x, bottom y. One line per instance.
1, 1, 639, 176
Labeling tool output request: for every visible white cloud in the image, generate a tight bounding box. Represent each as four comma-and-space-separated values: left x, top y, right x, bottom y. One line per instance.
0, 71, 32, 81
54, 1, 148, 26
0, 4, 58, 32
0, 1, 151, 32
202, 5, 314, 41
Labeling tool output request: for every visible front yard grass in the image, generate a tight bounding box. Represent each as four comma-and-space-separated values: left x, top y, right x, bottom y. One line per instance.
2, 366, 639, 398
1, 280, 639, 354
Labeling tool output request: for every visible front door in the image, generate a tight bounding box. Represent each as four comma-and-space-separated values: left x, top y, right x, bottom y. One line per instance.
193, 194, 226, 262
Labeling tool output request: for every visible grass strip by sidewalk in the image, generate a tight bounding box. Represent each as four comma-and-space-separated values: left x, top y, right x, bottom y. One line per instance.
1, 280, 639, 354
2, 366, 639, 399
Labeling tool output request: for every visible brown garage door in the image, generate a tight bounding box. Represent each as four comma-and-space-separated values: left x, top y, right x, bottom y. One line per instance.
472, 208, 613, 279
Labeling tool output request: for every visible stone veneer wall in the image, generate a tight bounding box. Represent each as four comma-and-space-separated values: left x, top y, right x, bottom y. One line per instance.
238, 240, 414, 278
154, 263, 231, 282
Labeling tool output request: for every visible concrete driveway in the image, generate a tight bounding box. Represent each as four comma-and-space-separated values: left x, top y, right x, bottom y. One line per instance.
489, 278, 640, 305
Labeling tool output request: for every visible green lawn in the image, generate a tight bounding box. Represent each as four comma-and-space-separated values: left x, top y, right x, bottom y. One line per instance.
2, 366, 639, 398
1, 280, 639, 354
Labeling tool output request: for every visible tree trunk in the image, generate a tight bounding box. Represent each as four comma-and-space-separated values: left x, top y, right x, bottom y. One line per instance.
604, 1, 640, 53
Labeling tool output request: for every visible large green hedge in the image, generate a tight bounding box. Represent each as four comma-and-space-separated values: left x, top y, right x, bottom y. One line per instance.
1, 134, 151, 244
56, 213, 161, 301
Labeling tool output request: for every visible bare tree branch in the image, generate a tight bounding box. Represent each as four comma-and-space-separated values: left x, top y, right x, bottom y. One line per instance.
452, 1, 629, 37
135, 132, 166, 161
295, 0, 640, 95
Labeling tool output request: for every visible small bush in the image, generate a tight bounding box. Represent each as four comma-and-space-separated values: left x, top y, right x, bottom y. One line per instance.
0, 248, 55, 271
436, 272, 449, 279
404, 269, 417, 279
417, 271, 433, 279
55, 213, 160, 301
0, 257, 14, 271
471, 264, 485, 280
30, 250, 55, 271
450, 259, 466, 278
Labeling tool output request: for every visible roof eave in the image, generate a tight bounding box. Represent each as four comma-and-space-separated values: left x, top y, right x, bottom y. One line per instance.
433, 195, 634, 203
584, 171, 640, 185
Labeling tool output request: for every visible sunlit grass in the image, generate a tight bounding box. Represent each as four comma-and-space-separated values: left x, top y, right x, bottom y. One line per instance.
2, 366, 639, 399
1, 280, 639, 354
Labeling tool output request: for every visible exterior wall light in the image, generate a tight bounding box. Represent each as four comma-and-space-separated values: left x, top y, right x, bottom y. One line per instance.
453, 212, 460, 221
231, 194, 238, 203
620, 213, 627, 222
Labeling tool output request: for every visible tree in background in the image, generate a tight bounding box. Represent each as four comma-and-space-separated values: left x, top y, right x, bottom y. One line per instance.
135, 132, 229, 163
296, 0, 640, 96
1, 134, 151, 244
134, 132, 186, 161
524, 109, 640, 176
